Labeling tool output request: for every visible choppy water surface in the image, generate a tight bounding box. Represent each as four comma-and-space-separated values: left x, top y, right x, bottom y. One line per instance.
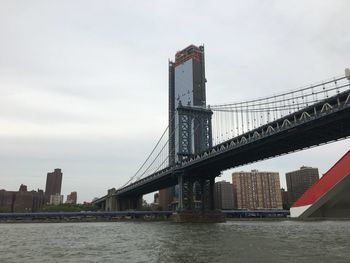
1, 220, 350, 263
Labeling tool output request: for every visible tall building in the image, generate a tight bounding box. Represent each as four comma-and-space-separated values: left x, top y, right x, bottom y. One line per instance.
159, 44, 207, 210
286, 166, 319, 205
232, 170, 283, 209
66, 191, 77, 204
214, 181, 234, 210
159, 188, 174, 211
50, 194, 63, 205
0, 185, 44, 212
45, 168, 63, 203
0, 189, 15, 212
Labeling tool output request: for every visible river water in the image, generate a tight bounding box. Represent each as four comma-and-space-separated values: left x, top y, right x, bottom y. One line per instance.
0, 220, 349, 263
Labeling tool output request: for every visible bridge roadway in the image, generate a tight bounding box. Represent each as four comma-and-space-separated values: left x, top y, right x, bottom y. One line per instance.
95, 89, 350, 203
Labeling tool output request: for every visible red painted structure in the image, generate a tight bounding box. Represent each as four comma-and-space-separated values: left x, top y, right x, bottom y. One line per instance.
291, 150, 350, 218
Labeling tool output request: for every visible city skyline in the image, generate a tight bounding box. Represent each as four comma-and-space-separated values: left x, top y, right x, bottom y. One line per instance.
1, 1, 349, 202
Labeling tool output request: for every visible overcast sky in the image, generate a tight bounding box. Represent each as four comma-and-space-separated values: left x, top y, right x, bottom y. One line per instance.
1, 1, 349, 203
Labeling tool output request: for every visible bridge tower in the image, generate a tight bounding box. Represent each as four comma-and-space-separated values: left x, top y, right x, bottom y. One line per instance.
160, 45, 220, 216
170, 44, 207, 162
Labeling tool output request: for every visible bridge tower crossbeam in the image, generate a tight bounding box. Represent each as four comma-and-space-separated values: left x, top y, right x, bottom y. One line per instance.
177, 104, 213, 163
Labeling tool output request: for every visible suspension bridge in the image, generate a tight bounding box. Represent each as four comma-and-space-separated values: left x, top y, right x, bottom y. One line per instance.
93, 69, 350, 214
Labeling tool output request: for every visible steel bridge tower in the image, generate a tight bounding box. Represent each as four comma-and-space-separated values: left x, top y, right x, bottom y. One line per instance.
160, 45, 218, 214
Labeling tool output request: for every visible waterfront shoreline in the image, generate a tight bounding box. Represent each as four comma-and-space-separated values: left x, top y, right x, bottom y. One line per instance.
0, 218, 170, 224
1, 217, 291, 224
3, 217, 350, 224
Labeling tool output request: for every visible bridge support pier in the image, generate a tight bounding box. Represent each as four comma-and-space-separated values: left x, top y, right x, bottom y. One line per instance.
177, 171, 218, 212
174, 170, 225, 222
105, 188, 117, 211
197, 175, 216, 210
